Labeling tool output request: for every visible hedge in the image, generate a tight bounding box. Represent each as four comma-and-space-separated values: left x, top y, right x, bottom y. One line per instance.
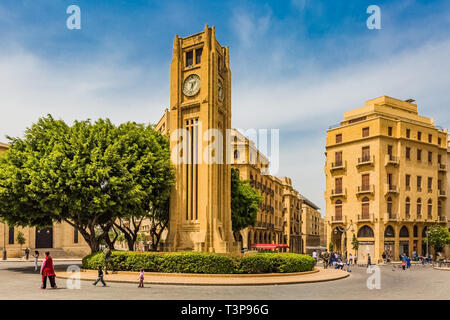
82, 251, 315, 274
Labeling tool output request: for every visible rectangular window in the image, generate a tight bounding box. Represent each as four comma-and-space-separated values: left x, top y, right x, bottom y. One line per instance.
195, 48, 202, 64
428, 151, 432, 164
406, 174, 411, 189
438, 137, 442, 145
335, 151, 342, 166
74, 227, 79, 244
428, 177, 433, 191
428, 134, 432, 143
387, 173, 393, 186
438, 179, 442, 190
335, 134, 342, 144
362, 127, 369, 137
438, 154, 442, 164
8, 227, 14, 245
335, 177, 342, 193
417, 149, 422, 161
388, 126, 393, 136
417, 176, 422, 191
362, 146, 370, 161
362, 174, 370, 189
186, 50, 193, 67
406, 129, 410, 138
406, 147, 411, 159
417, 131, 422, 141
387, 145, 393, 156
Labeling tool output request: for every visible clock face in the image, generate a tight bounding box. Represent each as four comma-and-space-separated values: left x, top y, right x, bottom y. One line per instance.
218, 80, 224, 101
183, 74, 200, 97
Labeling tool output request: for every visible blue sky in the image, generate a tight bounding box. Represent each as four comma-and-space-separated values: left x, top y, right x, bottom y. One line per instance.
1, 0, 450, 213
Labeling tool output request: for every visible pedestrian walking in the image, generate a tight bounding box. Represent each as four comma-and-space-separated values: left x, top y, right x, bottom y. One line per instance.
138, 269, 144, 288
382, 251, 386, 264
354, 255, 358, 266
349, 253, 353, 265
322, 250, 330, 269
24, 248, 30, 260
103, 245, 113, 275
40, 251, 57, 289
367, 254, 371, 268
34, 250, 40, 271
92, 266, 107, 287
312, 250, 317, 264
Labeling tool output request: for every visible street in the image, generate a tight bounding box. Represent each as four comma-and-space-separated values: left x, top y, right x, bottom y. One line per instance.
0, 261, 449, 300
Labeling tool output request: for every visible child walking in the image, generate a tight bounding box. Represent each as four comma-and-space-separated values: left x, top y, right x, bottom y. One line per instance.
138, 269, 144, 288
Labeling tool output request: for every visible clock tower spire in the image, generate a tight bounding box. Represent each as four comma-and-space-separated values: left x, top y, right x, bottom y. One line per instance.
165, 25, 236, 253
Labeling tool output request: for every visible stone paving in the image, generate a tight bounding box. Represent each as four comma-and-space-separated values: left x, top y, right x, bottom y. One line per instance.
1, 260, 449, 300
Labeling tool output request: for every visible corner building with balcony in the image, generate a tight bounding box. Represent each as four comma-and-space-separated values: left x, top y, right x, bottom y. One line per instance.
325, 96, 448, 263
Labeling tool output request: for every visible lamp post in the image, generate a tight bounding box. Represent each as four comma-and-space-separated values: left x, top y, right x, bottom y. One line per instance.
2, 222, 6, 260
426, 229, 430, 263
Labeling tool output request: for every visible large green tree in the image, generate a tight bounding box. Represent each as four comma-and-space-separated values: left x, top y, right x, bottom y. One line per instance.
427, 224, 450, 253
0, 115, 174, 253
230, 168, 262, 240
111, 122, 175, 251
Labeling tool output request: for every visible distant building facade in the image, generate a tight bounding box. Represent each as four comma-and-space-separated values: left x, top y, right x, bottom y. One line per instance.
325, 96, 448, 263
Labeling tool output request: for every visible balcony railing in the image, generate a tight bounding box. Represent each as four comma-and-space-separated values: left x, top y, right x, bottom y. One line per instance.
439, 163, 447, 172
331, 160, 346, 171
439, 216, 447, 222
357, 184, 375, 195
358, 213, 373, 222
387, 212, 397, 221
438, 190, 447, 198
385, 154, 399, 166
357, 155, 375, 167
330, 188, 347, 198
385, 184, 399, 195
331, 216, 345, 223
416, 214, 422, 221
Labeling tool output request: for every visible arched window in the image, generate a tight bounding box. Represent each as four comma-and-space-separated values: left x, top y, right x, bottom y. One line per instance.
399, 226, 409, 237
234, 150, 240, 159
427, 199, 432, 217
422, 226, 428, 238
405, 197, 410, 216
361, 197, 369, 218
413, 225, 418, 237
417, 198, 422, 216
384, 225, 395, 237
357, 225, 374, 238
335, 200, 342, 219
387, 197, 393, 214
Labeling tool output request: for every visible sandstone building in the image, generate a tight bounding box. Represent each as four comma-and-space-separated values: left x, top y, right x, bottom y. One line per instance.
325, 96, 448, 263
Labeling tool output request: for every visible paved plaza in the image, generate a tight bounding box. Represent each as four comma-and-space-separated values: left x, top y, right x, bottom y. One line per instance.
0, 260, 449, 300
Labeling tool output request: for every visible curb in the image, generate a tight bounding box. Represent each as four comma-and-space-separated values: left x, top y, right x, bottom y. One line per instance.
433, 266, 450, 271
56, 268, 349, 286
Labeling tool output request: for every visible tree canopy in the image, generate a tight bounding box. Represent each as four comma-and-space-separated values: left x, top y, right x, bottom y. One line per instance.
230, 168, 262, 236
0, 115, 174, 253
427, 224, 450, 252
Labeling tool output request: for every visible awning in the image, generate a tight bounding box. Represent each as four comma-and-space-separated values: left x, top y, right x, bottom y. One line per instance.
251, 244, 289, 249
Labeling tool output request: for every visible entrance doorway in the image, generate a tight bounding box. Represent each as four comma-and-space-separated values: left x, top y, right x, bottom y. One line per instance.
399, 241, 409, 258
35, 227, 53, 248
358, 241, 375, 264
384, 241, 394, 261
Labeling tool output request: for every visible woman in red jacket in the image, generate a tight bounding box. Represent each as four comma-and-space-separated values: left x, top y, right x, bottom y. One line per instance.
40, 251, 57, 289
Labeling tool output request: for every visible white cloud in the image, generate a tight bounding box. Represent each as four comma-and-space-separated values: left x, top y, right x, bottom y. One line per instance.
0, 48, 169, 140
231, 38, 450, 213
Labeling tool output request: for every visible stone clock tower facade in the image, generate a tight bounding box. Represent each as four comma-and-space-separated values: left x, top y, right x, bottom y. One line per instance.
164, 25, 236, 253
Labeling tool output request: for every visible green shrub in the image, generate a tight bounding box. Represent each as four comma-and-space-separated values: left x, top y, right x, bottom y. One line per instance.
82, 251, 315, 274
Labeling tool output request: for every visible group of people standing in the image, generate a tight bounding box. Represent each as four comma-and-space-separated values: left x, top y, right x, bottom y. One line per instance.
313, 250, 377, 270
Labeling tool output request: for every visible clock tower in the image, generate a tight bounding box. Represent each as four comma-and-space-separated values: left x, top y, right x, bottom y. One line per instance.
165, 25, 236, 253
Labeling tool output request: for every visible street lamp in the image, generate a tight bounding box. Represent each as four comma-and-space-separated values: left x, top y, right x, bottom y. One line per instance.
334, 223, 354, 254
2, 222, 6, 260
426, 229, 430, 262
